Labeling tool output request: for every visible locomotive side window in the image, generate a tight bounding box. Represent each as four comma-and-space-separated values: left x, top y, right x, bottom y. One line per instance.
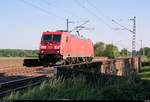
41, 35, 52, 42
53, 35, 61, 42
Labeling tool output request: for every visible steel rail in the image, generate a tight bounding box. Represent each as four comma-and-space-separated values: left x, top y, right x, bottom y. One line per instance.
0, 75, 47, 97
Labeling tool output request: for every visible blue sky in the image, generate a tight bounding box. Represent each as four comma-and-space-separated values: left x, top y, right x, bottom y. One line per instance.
0, 0, 150, 51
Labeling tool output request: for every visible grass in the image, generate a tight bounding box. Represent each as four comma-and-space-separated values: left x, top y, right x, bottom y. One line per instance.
0, 57, 38, 60
138, 66, 150, 80
3, 77, 147, 100
143, 56, 150, 62
3, 66, 150, 100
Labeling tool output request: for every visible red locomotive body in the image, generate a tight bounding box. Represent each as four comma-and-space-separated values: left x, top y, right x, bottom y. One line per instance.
38, 30, 94, 66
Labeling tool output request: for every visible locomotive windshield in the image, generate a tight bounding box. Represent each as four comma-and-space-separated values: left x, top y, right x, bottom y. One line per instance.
42, 35, 61, 42
42, 35, 52, 42
53, 35, 61, 42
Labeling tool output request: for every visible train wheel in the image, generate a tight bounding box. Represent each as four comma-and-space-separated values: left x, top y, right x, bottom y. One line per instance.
42, 62, 49, 67
55, 61, 64, 66
43, 64, 48, 67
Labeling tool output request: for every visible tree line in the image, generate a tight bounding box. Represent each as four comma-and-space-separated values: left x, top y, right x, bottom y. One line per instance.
94, 42, 130, 58
0, 49, 38, 57
94, 42, 150, 59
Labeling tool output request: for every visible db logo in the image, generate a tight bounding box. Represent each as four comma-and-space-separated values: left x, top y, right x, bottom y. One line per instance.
48, 46, 53, 49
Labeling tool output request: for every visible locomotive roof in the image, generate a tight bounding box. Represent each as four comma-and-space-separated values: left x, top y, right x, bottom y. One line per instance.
43, 31, 92, 41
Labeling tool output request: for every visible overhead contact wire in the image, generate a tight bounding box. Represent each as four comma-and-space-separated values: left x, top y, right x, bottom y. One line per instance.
19, 0, 65, 20
73, 0, 114, 30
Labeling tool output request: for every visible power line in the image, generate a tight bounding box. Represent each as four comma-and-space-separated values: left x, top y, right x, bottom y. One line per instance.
86, 0, 136, 34
112, 17, 136, 57
142, 40, 150, 46
84, 0, 138, 55
73, 0, 113, 30
70, 20, 89, 32
42, 0, 82, 20
86, 0, 113, 21
113, 41, 131, 49
19, 0, 65, 20
86, 0, 130, 32
112, 19, 133, 33
39, 0, 90, 32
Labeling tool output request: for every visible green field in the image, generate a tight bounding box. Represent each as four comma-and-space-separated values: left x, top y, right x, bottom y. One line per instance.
4, 66, 150, 100
0, 57, 38, 60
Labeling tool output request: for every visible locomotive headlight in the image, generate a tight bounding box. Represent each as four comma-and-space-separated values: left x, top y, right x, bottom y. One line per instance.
40, 45, 46, 49
54, 45, 60, 49
41, 50, 44, 53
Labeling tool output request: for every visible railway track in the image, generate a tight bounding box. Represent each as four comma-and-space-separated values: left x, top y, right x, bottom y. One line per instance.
0, 62, 95, 98
0, 61, 100, 98
0, 65, 54, 98
0, 75, 47, 98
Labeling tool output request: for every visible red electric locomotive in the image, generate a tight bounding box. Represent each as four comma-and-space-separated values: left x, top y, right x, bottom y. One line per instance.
38, 30, 94, 66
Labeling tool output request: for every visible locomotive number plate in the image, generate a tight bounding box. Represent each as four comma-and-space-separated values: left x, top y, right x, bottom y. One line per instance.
48, 46, 53, 49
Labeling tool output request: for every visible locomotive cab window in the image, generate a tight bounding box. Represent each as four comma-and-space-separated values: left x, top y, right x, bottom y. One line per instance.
41, 35, 52, 42
42, 35, 61, 42
53, 35, 61, 42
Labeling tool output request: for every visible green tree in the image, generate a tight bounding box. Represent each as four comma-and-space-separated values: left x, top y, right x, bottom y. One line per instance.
94, 42, 105, 56
120, 48, 130, 57
143, 47, 150, 57
103, 44, 120, 58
